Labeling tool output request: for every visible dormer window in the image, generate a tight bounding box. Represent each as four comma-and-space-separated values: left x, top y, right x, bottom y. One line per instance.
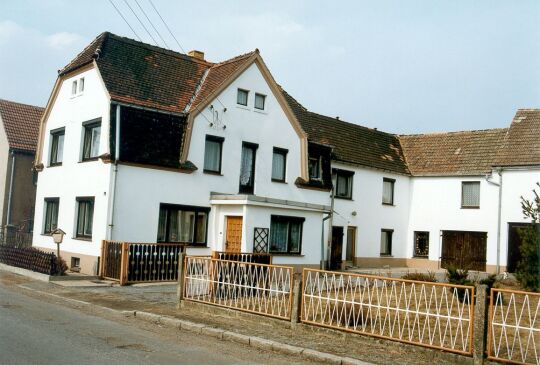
254, 93, 266, 110
237, 89, 248, 106
308, 157, 321, 180
71, 77, 85, 96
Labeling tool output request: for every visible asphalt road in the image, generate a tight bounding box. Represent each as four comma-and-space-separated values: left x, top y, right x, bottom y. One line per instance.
0, 279, 318, 365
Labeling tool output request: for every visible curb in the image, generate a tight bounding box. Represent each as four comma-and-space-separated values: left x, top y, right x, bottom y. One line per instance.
0, 263, 52, 282
125, 310, 372, 365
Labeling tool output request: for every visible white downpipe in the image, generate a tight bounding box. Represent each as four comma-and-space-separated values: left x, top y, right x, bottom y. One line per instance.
486, 169, 503, 274
107, 105, 121, 240
6, 152, 15, 225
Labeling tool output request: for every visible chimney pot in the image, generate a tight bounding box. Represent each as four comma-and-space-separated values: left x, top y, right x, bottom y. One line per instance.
188, 50, 205, 60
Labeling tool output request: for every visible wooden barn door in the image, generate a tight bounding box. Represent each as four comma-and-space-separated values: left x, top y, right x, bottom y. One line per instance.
225, 216, 243, 253
441, 231, 487, 271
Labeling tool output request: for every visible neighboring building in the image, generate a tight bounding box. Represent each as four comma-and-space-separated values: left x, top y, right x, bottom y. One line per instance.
0, 99, 43, 235
32, 32, 539, 275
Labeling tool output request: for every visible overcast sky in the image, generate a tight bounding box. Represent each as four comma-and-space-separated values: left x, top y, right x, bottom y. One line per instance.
1, 0, 539, 134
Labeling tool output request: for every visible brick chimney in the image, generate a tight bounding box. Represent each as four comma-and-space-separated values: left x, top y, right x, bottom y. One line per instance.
188, 50, 205, 61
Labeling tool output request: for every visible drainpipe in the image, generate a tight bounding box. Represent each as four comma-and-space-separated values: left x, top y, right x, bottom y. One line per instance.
486, 168, 503, 274
326, 175, 336, 270
321, 213, 331, 270
6, 151, 15, 225
107, 105, 121, 240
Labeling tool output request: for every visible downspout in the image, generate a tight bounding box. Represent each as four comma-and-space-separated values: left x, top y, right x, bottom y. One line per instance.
6, 151, 15, 225
107, 105, 121, 240
321, 213, 331, 270
326, 176, 335, 270
486, 168, 503, 274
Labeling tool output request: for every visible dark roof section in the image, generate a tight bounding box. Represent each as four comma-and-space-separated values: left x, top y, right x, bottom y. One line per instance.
495, 109, 540, 167
0, 99, 44, 153
281, 88, 410, 174
399, 128, 509, 176
60, 32, 213, 114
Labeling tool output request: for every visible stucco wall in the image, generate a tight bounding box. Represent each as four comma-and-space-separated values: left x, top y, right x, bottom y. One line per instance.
32, 67, 111, 261
0, 116, 9, 226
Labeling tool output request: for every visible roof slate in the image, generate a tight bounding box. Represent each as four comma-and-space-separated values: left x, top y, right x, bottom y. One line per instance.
281, 88, 410, 174
399, 128, 509, 176
0, 99, 44, 153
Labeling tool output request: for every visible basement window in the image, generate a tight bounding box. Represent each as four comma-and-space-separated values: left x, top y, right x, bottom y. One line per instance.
413, 231, 429, 258
70, 257, 81, 270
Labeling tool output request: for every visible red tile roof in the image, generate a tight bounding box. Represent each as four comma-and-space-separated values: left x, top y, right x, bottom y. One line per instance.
0, 99, 44, 153
495, 109, 540, 167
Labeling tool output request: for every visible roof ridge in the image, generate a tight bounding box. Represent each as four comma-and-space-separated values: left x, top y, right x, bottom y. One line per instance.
59, 32, 108, 74
306, 109, 397, 137
400, 127, 509, 138
211, 50, 257, 68
0, 98, 44, 110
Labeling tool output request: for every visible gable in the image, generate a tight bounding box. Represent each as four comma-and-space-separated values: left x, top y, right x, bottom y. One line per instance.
494, 109, 540, 167
0, 99, 43, 153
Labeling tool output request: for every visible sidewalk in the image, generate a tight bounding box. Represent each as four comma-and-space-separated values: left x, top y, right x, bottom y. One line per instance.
4, 268, 470, 365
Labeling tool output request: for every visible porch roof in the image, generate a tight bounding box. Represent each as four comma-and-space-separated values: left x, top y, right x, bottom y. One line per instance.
209, 193, 331, 213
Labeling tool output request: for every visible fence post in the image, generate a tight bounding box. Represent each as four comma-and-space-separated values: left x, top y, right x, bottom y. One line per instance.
176, 252, 186, 309
473, 284, 487, 365
119, 242, 129, 286
290, 273, 303, 327
99, 240, 105, 278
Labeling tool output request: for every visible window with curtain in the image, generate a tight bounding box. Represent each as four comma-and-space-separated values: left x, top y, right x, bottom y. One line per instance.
272, 148, 287, 182
204, 135, 223, 173
335, 169, 353, 199
380, 229, 393, 256
239, 142, 257, 194
43, 198, 59, 234
255, 93, 266, 110
269, 215, 304, 254
157, 204, 209, 245
76, 197, 94, 238
237, 89, 248, 106
382, 178, 395, 205
82, 121, 101, 160
308, 157, 321, 180
461, 181, 480, 208
49, 128, 64, 166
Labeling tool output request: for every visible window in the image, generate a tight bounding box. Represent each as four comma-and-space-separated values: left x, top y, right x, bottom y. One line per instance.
308, 157, 321, 180
237, 89, 248, 106
269, 215, 304, 254
76, 197, 94, 238
272, 148, 287, 182
239, 142, 258, 194
70, 257, 81, 269
254, 93, 266, 110
82, 121, 101, 160
49, 128, 65, 166
204, 135, 224, 174
413, 231, 429, 258
382, 178, 395, 205
43, 198, 59, 234
157, 204, 209, 245
461, 181, 480, 208
380, 229, 393, 256
334, 169, 354, 199
71, 80, 77, 95
78, 77, 84, 93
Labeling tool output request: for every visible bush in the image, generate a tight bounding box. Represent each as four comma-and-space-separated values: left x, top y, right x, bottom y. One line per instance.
54, 256, 68, 276
446, 266, 473, 303
401, 271, 437, 282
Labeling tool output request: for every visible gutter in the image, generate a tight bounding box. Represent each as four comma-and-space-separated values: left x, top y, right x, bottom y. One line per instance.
6, 151, 15, 225
486, 169, 503, 274
107, 105, 121, 240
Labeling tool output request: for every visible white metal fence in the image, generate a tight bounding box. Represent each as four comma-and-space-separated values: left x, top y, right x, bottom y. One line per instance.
488, 288, 540, 365
301, 269, 475, 355
183, 256, 294, 320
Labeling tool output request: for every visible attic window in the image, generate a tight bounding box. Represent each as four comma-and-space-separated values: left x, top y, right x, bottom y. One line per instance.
308, 157, 322, 180
71, 77, 85, 96
237, 89, 248, 106
255, 93, 266, 110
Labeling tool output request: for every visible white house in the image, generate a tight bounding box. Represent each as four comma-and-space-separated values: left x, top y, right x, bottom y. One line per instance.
32, 32, 539, 275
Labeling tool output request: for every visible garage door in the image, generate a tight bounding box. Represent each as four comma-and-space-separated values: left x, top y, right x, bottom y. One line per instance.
441, 231, 487, 271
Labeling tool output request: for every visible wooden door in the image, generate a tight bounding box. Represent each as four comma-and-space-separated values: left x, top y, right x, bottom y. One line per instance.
441, 231, 487, 271
346, 226, 356, 263
225, 216, 243, 253
330, 226, 344, 270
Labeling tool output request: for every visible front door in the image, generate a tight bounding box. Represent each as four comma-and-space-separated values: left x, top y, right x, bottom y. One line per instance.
330, 226, 344, 270
441, 230, 487, 271
225, 216, 243, 253
346, 226, 357, 264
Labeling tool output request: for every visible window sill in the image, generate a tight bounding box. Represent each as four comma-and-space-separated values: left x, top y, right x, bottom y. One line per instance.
335, 196, 353, 201
382, 202, 395, 206
269, 253, 304, 257
253, 109, 267, 115
48, 163, 62, 168
412, 256, 429, 259
236, 105, 250, 111
72, 236, 92, 241
379, 254, 393, 257
80, 157, 99, 163
461, 206, 480, 209
271, 179, 287, 184
203, 170, 223, 176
